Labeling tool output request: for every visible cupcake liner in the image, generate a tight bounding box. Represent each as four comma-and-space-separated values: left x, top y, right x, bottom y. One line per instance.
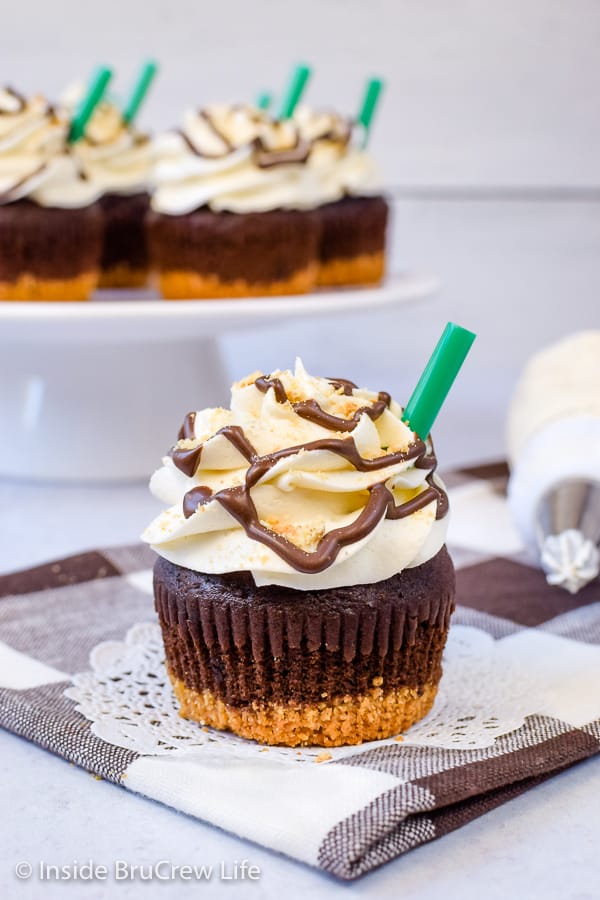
146, 207, 321, 298
0, 200, 103, 285
99, 192, 150, 285
316, 194, 389, 287
153, 549, 455, 710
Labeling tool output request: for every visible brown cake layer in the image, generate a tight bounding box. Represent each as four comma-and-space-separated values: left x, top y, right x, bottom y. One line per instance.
0, 199, 103, 281
154, 547, 455, 710
146, 207, 321, 287
316, 195, 389, 286
99, 192, 150, 285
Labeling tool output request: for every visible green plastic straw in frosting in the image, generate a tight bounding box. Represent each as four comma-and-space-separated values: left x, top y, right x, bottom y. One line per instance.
277, 64, 312, 119
123, 60, 158, 124
357, 77, 384, 146
69, 66, 113, 142
402, 322, 477, 440
256, 91, 272, 111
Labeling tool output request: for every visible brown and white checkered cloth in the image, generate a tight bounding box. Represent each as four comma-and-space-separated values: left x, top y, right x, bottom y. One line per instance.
0, 462, 599, 880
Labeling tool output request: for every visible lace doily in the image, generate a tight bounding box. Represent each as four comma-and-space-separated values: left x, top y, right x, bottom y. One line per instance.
65, 621, 547, 764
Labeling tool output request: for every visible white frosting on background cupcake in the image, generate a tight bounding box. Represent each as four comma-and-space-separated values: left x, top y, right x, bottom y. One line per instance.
0, 86, 101, 208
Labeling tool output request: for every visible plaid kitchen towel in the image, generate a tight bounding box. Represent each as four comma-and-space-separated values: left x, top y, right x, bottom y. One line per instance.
0, 461, 599, 881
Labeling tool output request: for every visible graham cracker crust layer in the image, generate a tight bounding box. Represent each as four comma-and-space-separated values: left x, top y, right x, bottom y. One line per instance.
157, 265, 318, 299
316, 252, 385, 287
0, 271, 99, 301
170, 675, 438, 747
99, 264, 148, 289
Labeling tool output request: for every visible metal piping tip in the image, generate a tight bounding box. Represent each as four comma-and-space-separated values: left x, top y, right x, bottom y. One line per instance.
535, 479, 600, 595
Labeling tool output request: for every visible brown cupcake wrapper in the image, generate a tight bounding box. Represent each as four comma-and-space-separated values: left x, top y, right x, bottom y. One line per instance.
0, 200, 103, 282
154, 553, 455, 710
317, 195, 389, 265
146, 207, 321, 286
99, 192, 150, 274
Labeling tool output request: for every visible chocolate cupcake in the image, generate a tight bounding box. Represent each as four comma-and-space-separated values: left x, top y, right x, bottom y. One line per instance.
295, 107, 389, 287
69, 98, 152, 288
0, 86, 103, 301
146, 206, 320, 299
143, 361, 454, 747
316, 195, 388, 287
148, 106, 323, 299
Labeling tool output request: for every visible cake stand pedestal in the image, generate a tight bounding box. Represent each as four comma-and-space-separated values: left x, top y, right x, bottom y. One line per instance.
0, 274, 437, 481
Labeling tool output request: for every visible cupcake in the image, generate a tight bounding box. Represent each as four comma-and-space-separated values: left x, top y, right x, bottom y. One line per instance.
62, 87, 153, 288
0, 86, 103, 301
295, 106, 389, 287
147, 105, 324, 299
143, 360, 454, 747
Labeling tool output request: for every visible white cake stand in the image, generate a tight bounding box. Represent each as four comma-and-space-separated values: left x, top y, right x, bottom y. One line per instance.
0, 273, 437, 481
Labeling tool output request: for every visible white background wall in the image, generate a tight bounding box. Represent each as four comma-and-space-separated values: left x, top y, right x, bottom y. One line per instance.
2, 1, 599, 465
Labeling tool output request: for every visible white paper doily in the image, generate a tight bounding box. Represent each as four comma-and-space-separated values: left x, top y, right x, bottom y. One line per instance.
65, 622, 548, 764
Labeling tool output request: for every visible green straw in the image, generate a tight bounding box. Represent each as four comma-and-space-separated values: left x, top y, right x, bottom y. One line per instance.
256, 91, 272, 111
357, 77, 384, 147
69, 66, 113, 142
402, 322, 477, 440
278, 63, 312, 119
123, 60, 158, 124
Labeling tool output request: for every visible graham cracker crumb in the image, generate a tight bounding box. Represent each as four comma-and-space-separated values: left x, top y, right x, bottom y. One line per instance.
315, 752, 332, 764
158, 265, 317, 300
316, 251, 385, 288
0, 271, 99, 301
170, 675, 438, 748
98, 264, 148, 289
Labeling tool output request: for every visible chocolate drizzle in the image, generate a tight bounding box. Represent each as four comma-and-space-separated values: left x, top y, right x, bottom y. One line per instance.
170, 374, 449, 573
0, 162, 48, 205
176, 110, 234, 160
252, 134, 310, 169
328, 377, 358, 396
177, 110, 310, 169
1, 86, 27, 115
178, 412, 197, 440
254, 374, 391, 431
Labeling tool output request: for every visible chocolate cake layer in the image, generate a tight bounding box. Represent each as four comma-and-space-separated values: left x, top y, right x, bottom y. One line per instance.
100, 192, 150, 271
146, 207, 321, 283
317, 195, 389, 263
0, 199, 103, 280
154, 546, 455, 709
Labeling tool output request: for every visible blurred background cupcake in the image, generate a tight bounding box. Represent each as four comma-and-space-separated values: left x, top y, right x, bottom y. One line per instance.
61, 62, 156, 289
296, 86, 389, 287
147, 99, 325, 299
0, 85, 103, 301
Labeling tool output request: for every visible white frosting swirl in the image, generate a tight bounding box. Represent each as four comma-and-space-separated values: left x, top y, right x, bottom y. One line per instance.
294, 105, 382, 202
69, 96, 152, 195
541, 529, 600, 595
151, 104, 328, 215
143, 360, 448, 590
0, 86, 101, 208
